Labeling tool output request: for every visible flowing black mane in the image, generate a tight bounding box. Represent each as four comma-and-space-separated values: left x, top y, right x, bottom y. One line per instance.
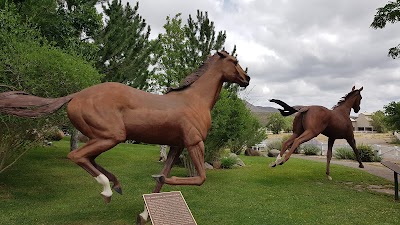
165, 52, 223, 94
332, 90, 360, 109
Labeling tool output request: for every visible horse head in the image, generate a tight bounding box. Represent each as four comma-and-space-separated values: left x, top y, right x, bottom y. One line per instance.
216, 51, 250, 87
351, 86, 363, 113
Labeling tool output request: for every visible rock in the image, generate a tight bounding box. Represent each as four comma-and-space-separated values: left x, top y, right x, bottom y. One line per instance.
244, 148, 262, 156
235, 158, 245, 167
205, 162, 214, 170
268, 149, 280, 157
212, 160, 221, 169
78, 133, 89, 143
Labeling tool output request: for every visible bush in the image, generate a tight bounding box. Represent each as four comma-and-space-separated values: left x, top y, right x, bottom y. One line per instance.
334, 147, 354, 160
334, 144, 381, 162
301, 144, 320, 155
267, 140, 282, 151
220, 156, 238, 169
357, 144, 378, 162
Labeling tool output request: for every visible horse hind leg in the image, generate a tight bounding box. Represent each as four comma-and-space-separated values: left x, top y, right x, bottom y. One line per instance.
91, 158, 122, 194
270, 134, 297, 167
279, 130, 317, 165
326, 138, 335, 180
67, 138, 121, 203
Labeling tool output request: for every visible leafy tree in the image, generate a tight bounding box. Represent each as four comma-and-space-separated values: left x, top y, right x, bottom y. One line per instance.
267, 112, 287, 134
371, 0, 400, 58
206, 90, 265, 159
383, 101, 400, 131
0, 4, 102, 172
1, 0, 103, 60
283, 116, 294, 133
96, 0, 155, 89
370, 110, 387, 133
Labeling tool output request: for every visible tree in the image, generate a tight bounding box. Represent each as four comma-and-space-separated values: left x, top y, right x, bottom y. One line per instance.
150, 11, 226, 93
1, 0, 103, 61
267, 113, 287, 134
96, 0, 155, 89
371, 0, 400, 58
205, 90, 266, 159
384, 101, 400, 132
370, 110, 387, 133
0, 4, 102, 172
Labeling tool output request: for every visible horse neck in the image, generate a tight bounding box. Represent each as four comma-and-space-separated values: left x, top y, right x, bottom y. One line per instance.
184, 70, 224, 110
333, 96, 356, 116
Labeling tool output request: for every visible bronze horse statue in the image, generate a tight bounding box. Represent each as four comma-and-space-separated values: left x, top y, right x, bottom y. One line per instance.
269, 86, 364, 180
0, 51, 249, 216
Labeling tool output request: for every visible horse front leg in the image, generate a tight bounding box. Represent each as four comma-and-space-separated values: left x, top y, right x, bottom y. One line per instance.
163, 141, 206, 185
137, 146, 184, 225
326, 138, 335, 180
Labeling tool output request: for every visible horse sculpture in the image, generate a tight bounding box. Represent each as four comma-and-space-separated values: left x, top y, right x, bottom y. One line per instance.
268, 86, 364, 180
0, 51, 250, 221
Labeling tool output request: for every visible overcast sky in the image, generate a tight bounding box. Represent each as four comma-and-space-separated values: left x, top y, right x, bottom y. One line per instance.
125, 0, 400, 114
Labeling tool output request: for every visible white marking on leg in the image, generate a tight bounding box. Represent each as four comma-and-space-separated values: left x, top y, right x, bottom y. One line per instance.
275, 154, 282, 162
95, 174, 113, 197
139, 207, 148, 221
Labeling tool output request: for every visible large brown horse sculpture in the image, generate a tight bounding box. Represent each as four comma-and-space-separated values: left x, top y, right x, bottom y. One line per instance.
268, 86, 364, 180
0, 51, 249, 208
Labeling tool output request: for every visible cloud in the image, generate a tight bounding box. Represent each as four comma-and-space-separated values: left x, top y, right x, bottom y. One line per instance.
126, 0, 400, 113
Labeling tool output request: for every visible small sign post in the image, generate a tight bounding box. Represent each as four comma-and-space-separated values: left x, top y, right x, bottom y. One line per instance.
143, 191, 197, 225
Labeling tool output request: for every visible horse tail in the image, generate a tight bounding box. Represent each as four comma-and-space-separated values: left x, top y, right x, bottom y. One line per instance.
0, 91, 76, 118
269, 99, 298, 116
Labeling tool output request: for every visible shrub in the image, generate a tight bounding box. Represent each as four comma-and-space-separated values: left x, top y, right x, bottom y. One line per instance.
357, 144, 377, 162
267, 140, 282, 151
220, 156, 238, 169
334, 147, 354, 160
334, 144, 381, 162
301, 144, 320, 155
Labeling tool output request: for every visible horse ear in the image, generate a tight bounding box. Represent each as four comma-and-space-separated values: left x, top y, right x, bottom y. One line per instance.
359, 86, 363, 91
352, 86, 355, 91
217, 51, 226, 58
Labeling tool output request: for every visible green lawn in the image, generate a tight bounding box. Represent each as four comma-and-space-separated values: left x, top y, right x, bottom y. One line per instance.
0, 139, 399, 225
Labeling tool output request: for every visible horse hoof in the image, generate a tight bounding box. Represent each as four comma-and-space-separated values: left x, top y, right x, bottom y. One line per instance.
101, 194, 112, 204
277, 159, 285, 165
136, 214, 147, 225
359, 164, 364, 168
152, 174, 165, 183
327, 176, 332, 181
269, 162, 277, 168
113, 186, 123, 195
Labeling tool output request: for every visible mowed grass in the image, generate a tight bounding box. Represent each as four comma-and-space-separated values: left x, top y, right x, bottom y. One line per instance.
1, 139, 399, 225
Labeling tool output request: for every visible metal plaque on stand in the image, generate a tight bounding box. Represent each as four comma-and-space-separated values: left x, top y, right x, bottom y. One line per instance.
143, 191, 197, 225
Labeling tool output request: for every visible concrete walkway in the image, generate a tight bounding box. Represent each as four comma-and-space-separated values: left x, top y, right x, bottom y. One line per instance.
291, 154, 399, 182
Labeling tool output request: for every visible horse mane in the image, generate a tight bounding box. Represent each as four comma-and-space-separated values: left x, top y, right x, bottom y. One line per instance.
332, 89, 360, 109
165, 52, 222, 94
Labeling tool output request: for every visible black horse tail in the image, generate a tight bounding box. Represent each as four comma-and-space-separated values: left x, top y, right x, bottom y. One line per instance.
0, 91, 76, 118
269, 99, 298, 116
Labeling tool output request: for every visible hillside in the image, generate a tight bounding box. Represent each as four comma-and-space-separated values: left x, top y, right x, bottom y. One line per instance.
244, 100, 278, 126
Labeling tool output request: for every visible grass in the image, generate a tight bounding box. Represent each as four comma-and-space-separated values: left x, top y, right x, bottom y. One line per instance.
1, 139, 399, 225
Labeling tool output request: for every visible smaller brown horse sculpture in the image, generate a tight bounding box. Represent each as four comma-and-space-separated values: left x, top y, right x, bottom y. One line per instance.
269, 86, 364, 180
0, 51, 250, 223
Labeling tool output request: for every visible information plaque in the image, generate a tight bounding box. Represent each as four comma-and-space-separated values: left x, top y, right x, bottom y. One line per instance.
143, 191, 197, 225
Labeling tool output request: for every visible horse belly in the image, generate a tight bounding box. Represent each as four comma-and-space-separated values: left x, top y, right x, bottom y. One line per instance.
124, 114, 184, 146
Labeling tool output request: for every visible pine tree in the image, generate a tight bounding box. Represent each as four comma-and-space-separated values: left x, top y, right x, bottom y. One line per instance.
96, 0, 155, 89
